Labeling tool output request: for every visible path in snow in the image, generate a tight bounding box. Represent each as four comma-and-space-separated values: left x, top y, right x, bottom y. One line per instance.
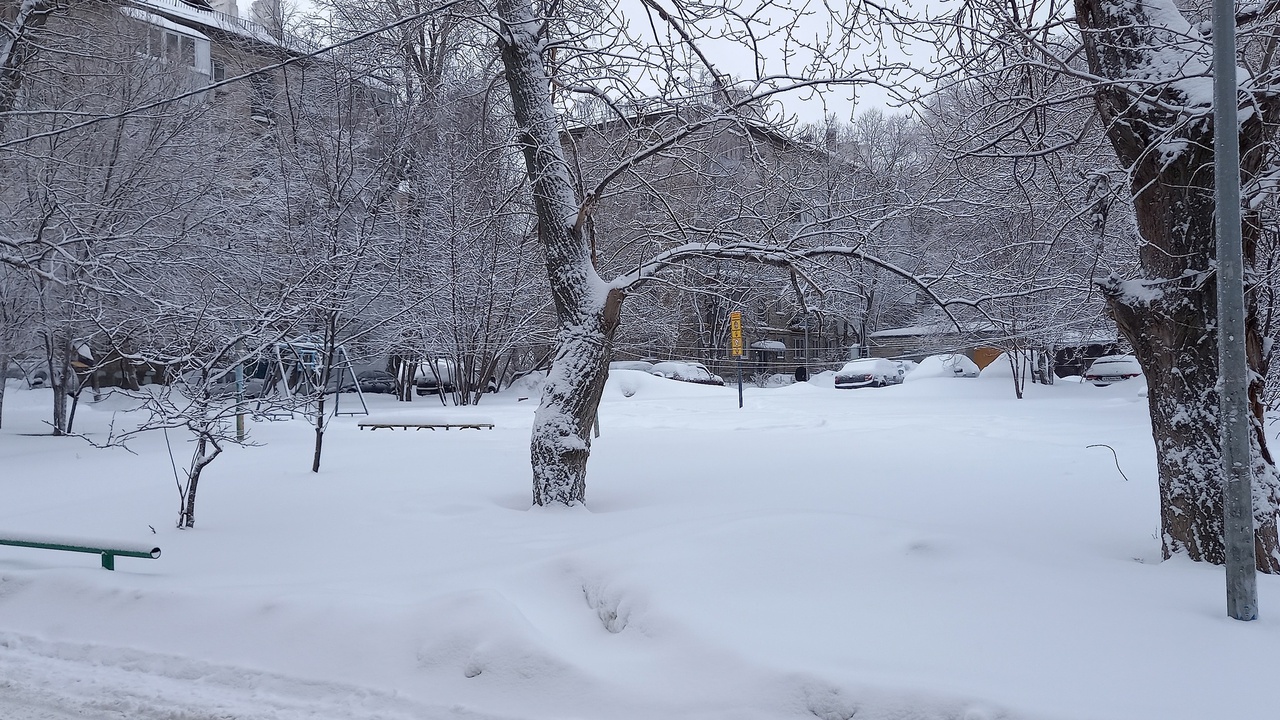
0, 631, 508, 720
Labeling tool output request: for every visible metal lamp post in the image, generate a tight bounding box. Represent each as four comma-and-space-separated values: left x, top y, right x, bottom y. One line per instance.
1212, 0, 1259, 621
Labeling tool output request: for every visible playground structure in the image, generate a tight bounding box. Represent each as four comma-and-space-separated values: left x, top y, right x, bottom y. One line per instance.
253, 339, 368, 417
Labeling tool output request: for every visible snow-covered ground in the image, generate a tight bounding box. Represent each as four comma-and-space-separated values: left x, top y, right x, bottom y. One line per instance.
0, 370, 1276, 720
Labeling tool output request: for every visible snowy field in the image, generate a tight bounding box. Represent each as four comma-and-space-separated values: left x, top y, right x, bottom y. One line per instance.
0, 369, 1277, 720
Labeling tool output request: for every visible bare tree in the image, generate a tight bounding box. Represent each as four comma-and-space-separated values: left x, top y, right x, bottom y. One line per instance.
0, 0, 59, 135
262, 44, 407, 472
0, 263, 38, 427
926, 0, 1280, 568
394, 87, 551, 406
490, 0, 993, 504
0, 5, 234, 434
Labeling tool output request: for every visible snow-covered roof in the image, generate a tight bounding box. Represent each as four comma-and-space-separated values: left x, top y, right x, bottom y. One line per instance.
130, 0, 397, 96
869, 320, 1002, 338
1056, 330, 1119, 345
869, 325, 937, 338
562, 102, 826, 159
750, 340, 787, 352
132, 0, 317, 53
120, 6, 211, 40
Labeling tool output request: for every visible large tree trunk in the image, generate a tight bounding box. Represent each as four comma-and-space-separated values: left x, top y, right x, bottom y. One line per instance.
496, 0, 623, 505
45, 333, 70, 435
0, 0, 56, 135
1077, 0, 1280, 570
529, 294, 622, 504
0, 353, 8, 429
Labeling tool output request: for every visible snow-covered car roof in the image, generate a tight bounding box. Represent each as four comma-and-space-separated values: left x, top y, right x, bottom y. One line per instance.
837, 358, 897, 373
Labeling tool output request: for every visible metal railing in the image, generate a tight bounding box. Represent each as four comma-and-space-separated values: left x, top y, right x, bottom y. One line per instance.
0, 535, 161, 570
136, 0, 320, 54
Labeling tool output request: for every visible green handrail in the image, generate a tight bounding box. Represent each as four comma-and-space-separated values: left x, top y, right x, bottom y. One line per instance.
0, 537, 161, 570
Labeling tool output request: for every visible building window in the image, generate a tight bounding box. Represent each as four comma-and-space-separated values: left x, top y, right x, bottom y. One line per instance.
145, 27, 201, 69
129, 14, 210, 79
210, 59, 227, 96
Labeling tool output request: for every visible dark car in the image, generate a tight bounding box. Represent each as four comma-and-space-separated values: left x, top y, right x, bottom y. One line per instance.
344, 370, 396, 394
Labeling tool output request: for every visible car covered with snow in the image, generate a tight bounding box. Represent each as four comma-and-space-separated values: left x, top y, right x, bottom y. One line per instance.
908, 354, 980, 380
414, 359, 456, 395
342, 370, 396, 395
609, 360, 656, 373
650, 361, 725, 386
834, 358, 905, 389
1083, 355, 1143, 386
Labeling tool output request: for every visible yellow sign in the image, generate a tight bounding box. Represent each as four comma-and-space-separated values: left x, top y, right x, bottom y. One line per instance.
729, 311, 744, 358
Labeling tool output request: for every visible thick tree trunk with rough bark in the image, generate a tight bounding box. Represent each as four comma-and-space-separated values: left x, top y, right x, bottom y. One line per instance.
44, 333, 71, 435
529, 292, 623, 505
496, 0, 624, 505
1077, 0, 1280, 569
0, 354, 8, 429
0, 1, 56, 135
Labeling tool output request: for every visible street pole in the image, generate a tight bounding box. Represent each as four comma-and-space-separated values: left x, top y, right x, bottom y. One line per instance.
234, 360, 246, 442
730, 310, 744, 409
803, 316, 810, 375
1212, 0, 1258, 621
737, 358, 743, 409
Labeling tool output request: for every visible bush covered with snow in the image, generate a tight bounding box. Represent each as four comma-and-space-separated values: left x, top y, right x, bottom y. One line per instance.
506, 369, 547, 395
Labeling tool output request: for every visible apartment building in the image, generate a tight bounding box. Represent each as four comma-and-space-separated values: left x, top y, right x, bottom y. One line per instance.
563, 100, 863, 373
119, 0, 392, 124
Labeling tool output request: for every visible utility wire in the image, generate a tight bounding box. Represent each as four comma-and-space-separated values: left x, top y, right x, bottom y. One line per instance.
0, 0, 466, 150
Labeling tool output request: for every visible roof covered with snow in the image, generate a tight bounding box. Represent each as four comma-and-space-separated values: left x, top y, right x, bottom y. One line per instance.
120, 6, 211, 39
132, 0, 318, 54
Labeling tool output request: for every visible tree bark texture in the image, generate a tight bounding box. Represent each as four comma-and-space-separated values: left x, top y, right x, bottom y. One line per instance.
45, 333, 70, 435
0, 0, 55, 135
496, 0, 623, 505
179, 432, 221, 529
0, 354, 8, 429
1076, 0, 1280, 569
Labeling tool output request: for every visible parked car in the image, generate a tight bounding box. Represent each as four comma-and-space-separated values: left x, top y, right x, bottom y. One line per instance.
688, 362, 725, 385
3, 362, 46, 388
762, 373, 795, 388
1083, 355, 1143, 386
179, 370, 265, 398
343, 370, 396, 395
909, 354, 979, 379
834, 358, 905, 389
415, 359, 457, 396
609, 360, 656, 373
650, 361, 725, 386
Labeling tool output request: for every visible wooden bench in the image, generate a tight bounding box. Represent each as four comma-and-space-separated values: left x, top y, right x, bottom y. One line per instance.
358, 422, 494, 431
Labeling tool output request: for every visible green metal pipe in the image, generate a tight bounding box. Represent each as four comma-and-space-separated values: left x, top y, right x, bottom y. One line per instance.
0, 538, 161, 571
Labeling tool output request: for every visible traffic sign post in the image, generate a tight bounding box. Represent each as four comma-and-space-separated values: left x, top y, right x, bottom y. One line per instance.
730, 312, 744, 408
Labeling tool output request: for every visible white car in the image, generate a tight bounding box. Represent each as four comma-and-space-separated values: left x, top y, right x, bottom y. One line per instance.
834, 358, 905, 389
609, 360, 656, 373
913, 354, 980, 379
1083, 355, 1143, 386
650, 361, 725, 386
